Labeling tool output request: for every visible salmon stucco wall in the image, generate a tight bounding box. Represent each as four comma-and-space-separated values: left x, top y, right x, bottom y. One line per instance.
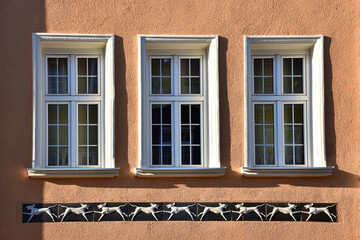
0, 0, 360, 239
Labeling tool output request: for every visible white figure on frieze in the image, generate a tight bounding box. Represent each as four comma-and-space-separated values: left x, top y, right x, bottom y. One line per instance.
59, 204, 92, 222
233, 203, 265, 221
164, 203, 196, 220
302, 203, 336, 222
198, 203, 231, 221
266, 203, 301, 221
128, 203, 162, 221
94, 203, 128, 221
23, 204, 57, 222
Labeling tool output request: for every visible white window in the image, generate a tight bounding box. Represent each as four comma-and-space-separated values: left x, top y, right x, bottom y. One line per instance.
29, 33, 118, 178
242, 36, 333, 177
136, 35, 225, 177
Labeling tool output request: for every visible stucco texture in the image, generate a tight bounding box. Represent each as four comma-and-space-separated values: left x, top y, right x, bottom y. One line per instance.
0, 0, 359, 239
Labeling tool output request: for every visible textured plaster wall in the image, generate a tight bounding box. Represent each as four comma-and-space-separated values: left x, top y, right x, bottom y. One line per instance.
1, 0, 360, 239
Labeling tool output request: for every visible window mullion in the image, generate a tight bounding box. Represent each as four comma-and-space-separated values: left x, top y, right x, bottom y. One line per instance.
276, 55, 281, 95
276, 101, 283, 167
173, 102, 179, 167
70, 55, 76, 96
173, 56, 179, 96
71, 101, 76, 167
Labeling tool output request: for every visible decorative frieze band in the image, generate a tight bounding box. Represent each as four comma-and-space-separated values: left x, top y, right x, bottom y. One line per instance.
22, 202, 336, 223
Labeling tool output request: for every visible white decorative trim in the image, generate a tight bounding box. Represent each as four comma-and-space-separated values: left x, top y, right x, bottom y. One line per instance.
135, 168, 226, 177
27, 168, 120, 178
241, 167, 334, 177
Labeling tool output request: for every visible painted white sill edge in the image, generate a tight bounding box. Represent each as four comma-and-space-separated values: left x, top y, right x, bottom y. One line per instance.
241, 167, 334, 177
135, 168, 226, 177
27, 168, 120, 178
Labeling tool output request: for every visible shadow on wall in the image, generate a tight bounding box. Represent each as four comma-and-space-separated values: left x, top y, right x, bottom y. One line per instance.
0, 0, 46, 239
47, 36, 359, 189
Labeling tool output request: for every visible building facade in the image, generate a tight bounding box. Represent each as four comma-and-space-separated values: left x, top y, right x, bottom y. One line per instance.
1, 0, 359, 239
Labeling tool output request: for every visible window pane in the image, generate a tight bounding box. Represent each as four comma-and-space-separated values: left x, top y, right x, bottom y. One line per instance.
264, 105, 274, 124
48, 147, 58, 166
78, 58, 87, 75
284, 125, 293, 144
89, 147, 98, 165
181, 59, 189, 76
285, 146, 293, 165
58, 77, 68, 94
191, 59, 200, 76
265, 126, 274, 144
191, 126, 200, 144
162, 146, 172, 165
293, 77, 303, 93
283, 58, 292, 75
162, 105, 171, 124
162, 77, 171, 94
151, 59, 160, 76
59, 126, 68, 145
254, 77, 262, 94
255, 125, 263, 144
255, 146, 264, 165
59, 105, 68, 124
89, 126, 98, 145
254, 105, 263, 124
192, 146, 201, 165
284, 104, 292, 123
181, 126, 190, 144
181, 105, 189, 124
181, 146, 190, 165
263, 77, 273, 94
48, 105, 57, 124
162, 59, 171, 76
295, 146, 304, 165
59, 147, 68, 166
152, 126, 161, 144
191, 77, 200, 94
293, 58, 303, 75
88, 58, 98, 75
48, 77, 57, 94
48, 126, 57, 145
283, 77, 292, 93
78, 147, 87, 165
152, 77, 160, 94
89, 105, 98, 124
48, 58, 57, 75
294, 104, 303, 123
78, 77, 87, 94
152, 105, 161, 124
152, 146, 161, 165
181, 77, 189, 94
58, 58, 68, 75
254, 59, 262, 75
78, 126, 87, 145
162, 126, 171, 145
264, 59, 273, 75
78, 105, 87, 124
88, 77, 98, 94
191, 105, 200, 124
294, 125, 303, 144
265, 146, 275, 165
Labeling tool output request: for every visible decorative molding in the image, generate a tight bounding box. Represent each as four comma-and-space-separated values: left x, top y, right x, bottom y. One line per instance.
241, 167, 334, 177
27, 168, 120, 178
134, 168, 226, 177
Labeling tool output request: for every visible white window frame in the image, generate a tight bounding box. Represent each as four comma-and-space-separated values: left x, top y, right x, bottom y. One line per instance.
136, 35, 225, 177
28, 33, 118, 178
242, 35, 334, 177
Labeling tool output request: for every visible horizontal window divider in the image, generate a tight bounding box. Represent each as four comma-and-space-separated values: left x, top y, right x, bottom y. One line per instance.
149, 96, 204, 101
27, 168, 120, 178
251, 96, 308, 101
135, 167, 226, 177
45, 96, 102, 101
241, 166, 334, 177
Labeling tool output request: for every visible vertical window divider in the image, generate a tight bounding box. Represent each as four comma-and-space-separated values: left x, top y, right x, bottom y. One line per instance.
71, 102, 76, 168
174, 102, 179, 167
277, 101, 283, 167
276, 55, 281, 95
173, 56, 179, 96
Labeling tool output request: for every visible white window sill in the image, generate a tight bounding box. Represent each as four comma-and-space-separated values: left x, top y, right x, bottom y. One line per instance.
135, 168, 226, 177
241, 167, 334, 177
27, 168, 120, 178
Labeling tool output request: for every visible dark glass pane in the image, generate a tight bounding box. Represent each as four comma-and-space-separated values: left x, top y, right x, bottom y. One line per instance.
152, 77, 160, 94
78, 146, 87, 165
58, 58, 68, 75
58, 77, 68, 94
191, 59, 200, 76
78, 126, 87, 145
162, 105, 171, 124
48, 126, 57, 145
255, 125, 263, 144
162, 58, 171, 76
264, 58, 273, 75
192, 146, 201, 165
48, 105, 57, 124
48, 147, 58, 166
265, 146, 275, 165
294, 125, 303, 144
162, 146, 172, 165
181, 126, 190, 144
293, 58, 303, 75
181, 146, 190, 165
255, 146, 264, 165
78, 105, 87, 124
284, 104, 292, 123
181, 77, 189, 94
284, 125, 293, 144
264, 105, 274, 124
254, 59, 262, 75
78, 77, 87, 94
181, 59, 189, 76
263, 77, 273, 94
191, 105, 200, 124
191, 126, 200, 144
254, 77, 262, 94
181, 105, 189, 124
295, 146, 304, 165
162, 77, 171, 94
293, 77, 303, 93
265, 125, 274, 144
59, 147, 68, 166
283, 58, 292, 75
152, 126, 161, 144
152, 105, 161, 124
285, 146, 294, 165
152, 146, 161, 165
88, 58, 98, 75
89, 147, 98, 165
59, 126, 68, 145
48, 77, 57, 94
283, 77, 292, 93
162, 126, 171, 144
78, 58, 87, 75
88, 77, 98, 94
254, 105, 263, 124
191, 77, 200, 94
89, 105, 98, 124
48, 58, 57, 75
294, 104, 303, 123
59, 105, 68, 124
89, 126, 98, 145
151, 59, 160, 76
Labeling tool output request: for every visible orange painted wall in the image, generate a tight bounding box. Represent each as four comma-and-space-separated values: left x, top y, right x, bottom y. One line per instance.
1, 0, 359, 239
